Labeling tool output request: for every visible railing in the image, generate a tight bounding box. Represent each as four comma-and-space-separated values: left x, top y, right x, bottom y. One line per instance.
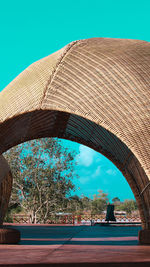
12, 214, 30, 224
78, 214, 141, 225
11, 214, 141, 224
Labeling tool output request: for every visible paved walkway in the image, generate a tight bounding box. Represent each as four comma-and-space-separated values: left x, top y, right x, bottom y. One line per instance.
0, 224, 150, 266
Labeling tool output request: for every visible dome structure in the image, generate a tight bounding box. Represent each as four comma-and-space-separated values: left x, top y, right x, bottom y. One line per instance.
0, 38, 149, 242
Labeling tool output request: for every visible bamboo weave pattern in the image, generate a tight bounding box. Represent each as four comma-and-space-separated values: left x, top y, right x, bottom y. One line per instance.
0, 38, 149, 228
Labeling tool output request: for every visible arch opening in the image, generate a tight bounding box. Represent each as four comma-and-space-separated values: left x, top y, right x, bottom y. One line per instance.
0, 37, 149, 244
0, 110, 149, 230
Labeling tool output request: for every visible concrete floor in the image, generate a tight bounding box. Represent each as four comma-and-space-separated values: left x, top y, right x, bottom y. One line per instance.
0, 224, 150, 266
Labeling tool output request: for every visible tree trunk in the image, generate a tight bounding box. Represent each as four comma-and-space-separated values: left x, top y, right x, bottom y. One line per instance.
30, 210, 37, 224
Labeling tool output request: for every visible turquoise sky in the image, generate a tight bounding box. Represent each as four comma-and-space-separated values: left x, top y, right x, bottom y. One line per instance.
0, 0, 149, 201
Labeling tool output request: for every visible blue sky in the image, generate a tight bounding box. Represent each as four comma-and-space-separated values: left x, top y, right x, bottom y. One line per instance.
0, 0, 149, 201
61, 139, 135, 201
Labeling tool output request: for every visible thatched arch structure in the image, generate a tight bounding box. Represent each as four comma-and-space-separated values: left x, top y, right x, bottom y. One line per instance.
0, 38, 149, 242
0, 155, 12, 225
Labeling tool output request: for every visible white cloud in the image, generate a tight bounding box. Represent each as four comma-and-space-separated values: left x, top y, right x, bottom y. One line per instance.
92, 165, 101, 178
76, 145, 96, 167
106, 169, 117, 176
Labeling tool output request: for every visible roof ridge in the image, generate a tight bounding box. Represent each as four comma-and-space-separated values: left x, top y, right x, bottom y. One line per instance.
40, 40, 79, 108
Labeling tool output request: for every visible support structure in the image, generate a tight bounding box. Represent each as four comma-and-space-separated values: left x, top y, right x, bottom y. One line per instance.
0, 38, 149, 244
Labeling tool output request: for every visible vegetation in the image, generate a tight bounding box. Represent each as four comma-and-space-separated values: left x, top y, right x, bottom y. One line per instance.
4, 138, 77, 223
91, 190, 108, 215
4, 138, 138, 223
115, 199, 138, 214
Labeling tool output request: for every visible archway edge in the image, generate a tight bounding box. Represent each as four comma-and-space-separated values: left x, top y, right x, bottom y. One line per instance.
0, 37, 149, 180
0, 109, 149, 229
0, 155, 13, 225
0, 37, 149, 231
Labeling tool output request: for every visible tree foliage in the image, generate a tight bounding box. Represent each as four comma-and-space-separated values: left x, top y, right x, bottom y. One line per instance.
4, 138, 77, 223
4, 139, 138, 223
91, 190, 108, 215
116, 199, 137, 214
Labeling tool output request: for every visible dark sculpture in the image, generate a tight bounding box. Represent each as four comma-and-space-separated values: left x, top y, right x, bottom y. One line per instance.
105, 204, 116, 222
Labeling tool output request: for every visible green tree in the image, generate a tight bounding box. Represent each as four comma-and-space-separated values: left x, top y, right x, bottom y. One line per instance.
81, 196, 92, 212
67, 195, 83, 214
112, 197, 121, 207
91, 190, 108, 215
118, 199, 137, 215
4, 138, 78, 223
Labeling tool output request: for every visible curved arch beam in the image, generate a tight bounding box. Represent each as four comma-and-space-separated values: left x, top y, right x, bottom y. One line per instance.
0, 155, 13, 225
0, 38, 149, 234
0, 110, 149, 229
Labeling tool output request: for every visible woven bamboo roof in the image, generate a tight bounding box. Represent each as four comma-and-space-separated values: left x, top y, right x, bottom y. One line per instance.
0, 38, 149, 228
